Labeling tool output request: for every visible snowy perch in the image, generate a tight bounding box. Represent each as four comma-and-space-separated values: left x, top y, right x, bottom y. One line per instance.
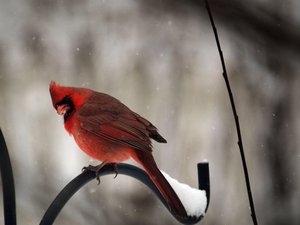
162, 171, 207, 217
40, 163, 210, 225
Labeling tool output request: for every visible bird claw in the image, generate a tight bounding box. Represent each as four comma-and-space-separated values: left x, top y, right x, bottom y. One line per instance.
82, 165, 91, 172
81, 163, 118, 184
111, 163, 118, 179
82, 164, 105, 185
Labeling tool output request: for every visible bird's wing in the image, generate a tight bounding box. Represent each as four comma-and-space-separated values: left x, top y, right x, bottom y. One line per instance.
77, 92, 164, 152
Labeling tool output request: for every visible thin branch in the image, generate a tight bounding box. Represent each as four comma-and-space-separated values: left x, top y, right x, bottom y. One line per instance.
204, 1, 258, 225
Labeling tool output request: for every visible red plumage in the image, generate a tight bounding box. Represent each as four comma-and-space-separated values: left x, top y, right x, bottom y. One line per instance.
49, 81, 187, 218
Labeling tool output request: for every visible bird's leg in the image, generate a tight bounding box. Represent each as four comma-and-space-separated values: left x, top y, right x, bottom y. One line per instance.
82, 162, 107, 185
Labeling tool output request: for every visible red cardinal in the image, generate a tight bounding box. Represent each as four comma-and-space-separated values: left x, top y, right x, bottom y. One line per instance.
49, 81, 187, 218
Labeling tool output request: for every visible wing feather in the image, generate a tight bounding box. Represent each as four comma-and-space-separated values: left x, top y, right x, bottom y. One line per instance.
77, 92, 165, 152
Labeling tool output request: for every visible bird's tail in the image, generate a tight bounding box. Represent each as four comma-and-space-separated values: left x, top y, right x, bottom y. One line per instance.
132, 151, 187, 218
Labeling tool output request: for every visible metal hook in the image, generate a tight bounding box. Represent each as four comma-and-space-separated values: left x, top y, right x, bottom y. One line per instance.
40, 163, 210, 225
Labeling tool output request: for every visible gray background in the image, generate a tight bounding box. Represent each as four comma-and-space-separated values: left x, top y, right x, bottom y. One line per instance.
0, 0, 299, 224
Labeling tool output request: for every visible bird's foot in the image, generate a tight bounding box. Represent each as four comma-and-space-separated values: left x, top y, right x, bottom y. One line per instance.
82, 163, 106, 185
82, 162, 118, 184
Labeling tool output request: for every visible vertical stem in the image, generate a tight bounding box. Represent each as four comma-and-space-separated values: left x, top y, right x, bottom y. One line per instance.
0, 129, 17, 225
204, 1, 258, 225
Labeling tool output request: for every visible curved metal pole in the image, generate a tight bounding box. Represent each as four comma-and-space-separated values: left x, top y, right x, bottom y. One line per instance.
40, 163, 210, 225
0, 128, 17, 225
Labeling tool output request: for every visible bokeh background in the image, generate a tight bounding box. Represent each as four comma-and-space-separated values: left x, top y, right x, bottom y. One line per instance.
0, 0, 299, 224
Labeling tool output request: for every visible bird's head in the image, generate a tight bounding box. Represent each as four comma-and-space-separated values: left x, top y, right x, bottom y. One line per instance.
49, 81, 92, 120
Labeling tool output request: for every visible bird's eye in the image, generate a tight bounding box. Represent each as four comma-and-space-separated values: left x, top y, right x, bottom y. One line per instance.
62, 95, 72, 102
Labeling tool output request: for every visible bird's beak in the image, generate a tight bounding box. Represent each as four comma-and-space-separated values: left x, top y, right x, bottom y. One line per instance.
56, 104, 70, 116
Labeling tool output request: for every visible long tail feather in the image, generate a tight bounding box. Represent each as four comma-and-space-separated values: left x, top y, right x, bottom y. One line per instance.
133, 151, 187, 218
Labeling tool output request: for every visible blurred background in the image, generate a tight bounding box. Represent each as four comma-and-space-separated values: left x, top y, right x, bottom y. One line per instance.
0, 0, 299, 224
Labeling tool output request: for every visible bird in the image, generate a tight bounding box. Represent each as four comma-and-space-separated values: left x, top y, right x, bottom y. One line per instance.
49, 81, 187, 218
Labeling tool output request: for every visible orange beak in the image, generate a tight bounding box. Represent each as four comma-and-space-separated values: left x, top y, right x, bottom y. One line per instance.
56, 104, 70, 116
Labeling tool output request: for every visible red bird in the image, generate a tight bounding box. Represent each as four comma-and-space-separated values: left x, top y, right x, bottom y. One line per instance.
49, 81, 187, 218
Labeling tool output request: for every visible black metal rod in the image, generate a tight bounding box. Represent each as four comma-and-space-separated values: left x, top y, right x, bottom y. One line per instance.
40, 163, 210, 225
197, 163, 210, 212
204, 1, 258, 225
0, 128, 17, 225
